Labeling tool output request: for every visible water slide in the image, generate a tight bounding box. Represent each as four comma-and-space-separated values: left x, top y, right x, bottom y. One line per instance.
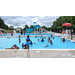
41, 28, 54, 35
26, 25, 41, 33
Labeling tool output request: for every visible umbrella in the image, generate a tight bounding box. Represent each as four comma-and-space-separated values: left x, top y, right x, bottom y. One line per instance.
0, 28, 3, 30
40, 28, 43, 29
62, 23, 72, 26
62, 23, 72, 40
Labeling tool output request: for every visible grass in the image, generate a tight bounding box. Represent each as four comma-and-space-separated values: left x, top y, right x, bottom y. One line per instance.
3, 30, 13, 33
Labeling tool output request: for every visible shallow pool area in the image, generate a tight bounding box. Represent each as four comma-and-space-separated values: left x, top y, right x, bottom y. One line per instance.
0, 33, 75, 49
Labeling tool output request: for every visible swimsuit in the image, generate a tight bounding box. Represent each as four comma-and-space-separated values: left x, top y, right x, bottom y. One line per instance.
12, 47, 17, 49
27, 38, 30, 41
26, 42, 30, 45
41, 40, 44, 42
22, 44, 24, 47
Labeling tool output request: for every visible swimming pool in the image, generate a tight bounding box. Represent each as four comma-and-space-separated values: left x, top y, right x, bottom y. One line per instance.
0, 33, 75, 49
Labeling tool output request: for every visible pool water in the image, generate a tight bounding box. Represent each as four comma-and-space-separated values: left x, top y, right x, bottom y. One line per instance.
0, 34, 75, 49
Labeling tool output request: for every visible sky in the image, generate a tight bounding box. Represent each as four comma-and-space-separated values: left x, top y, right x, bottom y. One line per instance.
0, 16, 60, 28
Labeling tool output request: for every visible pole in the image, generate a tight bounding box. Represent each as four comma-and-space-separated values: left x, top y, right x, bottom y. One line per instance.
71, 26, 72, 40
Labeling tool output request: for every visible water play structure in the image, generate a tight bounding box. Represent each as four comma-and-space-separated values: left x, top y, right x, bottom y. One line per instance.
13, 30, 16, 36
26, 22, 41, 33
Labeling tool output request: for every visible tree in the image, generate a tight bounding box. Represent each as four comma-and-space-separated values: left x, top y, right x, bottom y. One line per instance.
24, 24, 29, 30
9, 26, 14, 30
0, 17, 14, 30
41, 26, 47, 29
51, 16, 75, 30
30, 25, 34, 28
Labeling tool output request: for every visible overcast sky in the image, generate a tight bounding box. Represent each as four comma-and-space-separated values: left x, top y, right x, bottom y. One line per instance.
0, 16, 60, 28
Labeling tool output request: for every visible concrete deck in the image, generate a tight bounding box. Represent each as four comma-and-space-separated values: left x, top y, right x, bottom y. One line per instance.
0, 50, 75, 58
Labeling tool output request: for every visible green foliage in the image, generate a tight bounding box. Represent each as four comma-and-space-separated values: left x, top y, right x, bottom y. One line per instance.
57, 26, 63, 29
51, 16, 75, 30
30, 25, 34, 28
23, 24, 29, 30
41, 26, 47, 29
3, 30, 13, 33
0, 17, 13, 30
9, 26, 14, 30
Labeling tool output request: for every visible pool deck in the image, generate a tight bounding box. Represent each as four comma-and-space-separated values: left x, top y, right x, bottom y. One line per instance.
0, 49, 75, 58
0, 32, 75, 58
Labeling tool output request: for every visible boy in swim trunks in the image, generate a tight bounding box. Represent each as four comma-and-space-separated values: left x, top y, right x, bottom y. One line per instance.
22, 43, 24, 49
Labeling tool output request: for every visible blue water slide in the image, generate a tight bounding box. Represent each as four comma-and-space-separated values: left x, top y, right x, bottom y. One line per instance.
26, 25, 41, 33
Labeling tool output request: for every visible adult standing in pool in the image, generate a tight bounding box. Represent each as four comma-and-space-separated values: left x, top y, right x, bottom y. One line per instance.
21, 31, 22, 35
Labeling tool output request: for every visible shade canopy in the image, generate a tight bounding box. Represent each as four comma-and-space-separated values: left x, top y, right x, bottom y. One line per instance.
0, 28, 3, 30
40, 28, 43, 29
62, 23, 72, 26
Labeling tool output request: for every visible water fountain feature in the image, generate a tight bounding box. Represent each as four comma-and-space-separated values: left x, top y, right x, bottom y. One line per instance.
13, 30, 16, 36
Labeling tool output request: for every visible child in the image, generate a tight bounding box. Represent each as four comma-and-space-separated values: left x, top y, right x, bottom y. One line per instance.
19, 36, 21, 43
41, 38, 44, 42
24, 44, 28, 49
53, 37, 54, 39
30, 40, 33, 45
47, 37, 50, 42
51, 34, 52, 37
50, 40, 53, 45
26, 35, 30, 42
38, 39, 39, 42
62, 38, 65, 42
35, 36, 37, 38
11, 32, 13, 36
22, 43, 24, 49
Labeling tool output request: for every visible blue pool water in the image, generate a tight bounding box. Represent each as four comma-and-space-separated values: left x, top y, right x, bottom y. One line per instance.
0, 33, 75, 49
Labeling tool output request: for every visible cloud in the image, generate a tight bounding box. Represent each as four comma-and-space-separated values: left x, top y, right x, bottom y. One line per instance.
0, 16, 60, 28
